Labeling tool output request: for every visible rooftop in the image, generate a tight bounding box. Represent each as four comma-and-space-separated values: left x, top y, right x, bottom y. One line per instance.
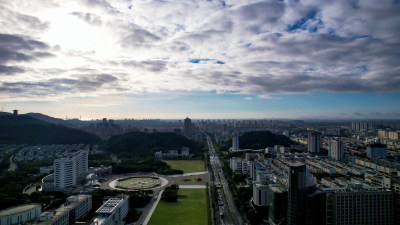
95, 196, 128, 214
33, 195, 90, 225
0, 204, 41, 216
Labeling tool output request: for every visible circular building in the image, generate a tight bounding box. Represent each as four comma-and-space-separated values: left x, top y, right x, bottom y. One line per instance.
0, 204, 42, 224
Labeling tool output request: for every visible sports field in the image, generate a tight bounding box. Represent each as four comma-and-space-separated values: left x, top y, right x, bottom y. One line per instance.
148, 188, 208, 225
162, 160, 205, 173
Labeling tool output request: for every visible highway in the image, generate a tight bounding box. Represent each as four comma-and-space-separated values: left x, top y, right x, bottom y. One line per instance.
207, 135, 244, 225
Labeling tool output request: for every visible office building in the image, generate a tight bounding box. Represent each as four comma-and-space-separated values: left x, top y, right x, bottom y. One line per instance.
307, 132, 321, 153
54, 150, 88, 190
269, 184, 287, 225
34, 195, 92, 225
0, 204, 41, 225
328, 139, 344, 161
232, 132, 239, 151
287, 163, 316, 225
323, 182, 393, 225
92, 195, 129, 225
366, 143, 387, 159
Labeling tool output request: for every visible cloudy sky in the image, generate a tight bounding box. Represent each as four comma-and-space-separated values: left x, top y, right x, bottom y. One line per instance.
0, 0, 399, 119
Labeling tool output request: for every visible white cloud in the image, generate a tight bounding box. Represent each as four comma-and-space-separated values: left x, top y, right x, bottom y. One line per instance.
0, 0, 399, 101
258, 95, 282, 100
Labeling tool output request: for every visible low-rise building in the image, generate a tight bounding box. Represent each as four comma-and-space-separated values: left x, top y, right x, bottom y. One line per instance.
0, 204, 42, 225
92, 195, 129, 225
33, 195, 92, 225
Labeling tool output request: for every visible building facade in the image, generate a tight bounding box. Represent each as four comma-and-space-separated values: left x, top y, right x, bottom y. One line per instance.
307, 132, 321, 153
34, 195, 92, 225
324, 186, 393, 225
329, 139, 344, 161
252, 184, 270, 206
0, 204, 41, 225
92, 195, 129, 225
232, 133, 239, 151
54, 150, 88, 190
366, 144, 387, 159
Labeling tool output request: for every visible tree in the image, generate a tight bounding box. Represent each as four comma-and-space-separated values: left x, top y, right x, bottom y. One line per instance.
161, 185, 180, 202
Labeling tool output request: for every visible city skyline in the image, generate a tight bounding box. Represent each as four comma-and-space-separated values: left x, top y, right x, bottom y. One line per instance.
1, 0, 399, 119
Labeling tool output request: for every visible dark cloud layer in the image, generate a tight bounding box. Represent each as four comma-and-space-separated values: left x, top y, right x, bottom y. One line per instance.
0, 65, 25, 75
0, 74, 121, 96
0, 33, 53, 63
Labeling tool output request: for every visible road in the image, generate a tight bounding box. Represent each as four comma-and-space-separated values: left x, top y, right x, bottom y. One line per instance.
8, 155, 18, 171
207, 135, 244, 225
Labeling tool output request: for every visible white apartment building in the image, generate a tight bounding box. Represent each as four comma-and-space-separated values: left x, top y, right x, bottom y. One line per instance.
54, 150, 88, 190
92, 195, 129, 225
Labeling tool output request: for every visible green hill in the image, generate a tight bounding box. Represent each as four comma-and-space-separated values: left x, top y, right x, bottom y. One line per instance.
105, 131, 204, 157
0, 115, 101, 144
219, 131, 291, 151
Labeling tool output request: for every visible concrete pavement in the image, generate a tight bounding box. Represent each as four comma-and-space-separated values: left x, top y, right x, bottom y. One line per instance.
142, 190, 164, 225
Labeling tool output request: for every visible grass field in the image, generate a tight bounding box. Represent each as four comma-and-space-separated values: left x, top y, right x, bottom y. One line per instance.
148, 189, 208, 225
177, 177, 203, 183
162, 160, 205, 173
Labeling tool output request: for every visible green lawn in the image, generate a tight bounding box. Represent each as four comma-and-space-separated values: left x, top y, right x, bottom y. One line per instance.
162, 160, 205, 173
177, 177, 203, 183
149, 188, 208, 225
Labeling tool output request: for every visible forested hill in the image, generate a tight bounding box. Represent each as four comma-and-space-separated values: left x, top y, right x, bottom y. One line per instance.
104, 131, 204, 157
0, 115, 101, 144
219, 131, 292, 151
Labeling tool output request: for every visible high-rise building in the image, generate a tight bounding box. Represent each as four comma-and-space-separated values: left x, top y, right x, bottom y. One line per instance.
307, 132, 321, 153
287, 163, 316, 225
232, 132, 239, 151
184, 117, 192, 137
54, 150, 88, 190
328, 139, 344, 161
269, 184, 287, 225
